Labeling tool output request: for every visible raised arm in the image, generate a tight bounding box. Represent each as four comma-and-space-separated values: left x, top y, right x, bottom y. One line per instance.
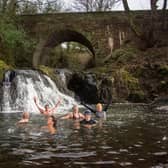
50, 99, 61, 113
81, 102, 96, 113
60, 113, 72, 120
34, 97, 45, 113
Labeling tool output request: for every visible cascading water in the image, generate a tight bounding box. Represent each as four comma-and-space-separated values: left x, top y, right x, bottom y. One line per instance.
0, 70, 76, 113
1, 71, 13, 111
56, 69, 66, 84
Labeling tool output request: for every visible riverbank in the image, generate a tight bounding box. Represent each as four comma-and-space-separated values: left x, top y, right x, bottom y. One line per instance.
37, 46, 168, 104
0, 45, 167, 104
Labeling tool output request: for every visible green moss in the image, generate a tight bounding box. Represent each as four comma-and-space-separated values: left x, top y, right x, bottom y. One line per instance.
158, 65, 168, 76
117, 68, 140, 90
87, 64, 115, 74
128, 90, 146, 102
159, 80, 168, 89
89, 66, 108, 74
112, 47, 138, 64
115, 68, 145, 102
38, 65, 54, 77
0, 59, 12, 81
131, 66, 144, 78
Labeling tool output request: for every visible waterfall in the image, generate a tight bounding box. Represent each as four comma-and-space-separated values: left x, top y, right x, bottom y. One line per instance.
55, 68, 72, 85
0, 70, 76, 113
1, 71, 13, 111
57, 69, 66, 84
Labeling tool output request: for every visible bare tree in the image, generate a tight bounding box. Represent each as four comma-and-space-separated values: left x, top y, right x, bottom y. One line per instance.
42, 0, 64, 13
0, 0, 9, 13
122, 0, 142, 38
122, 0, 165, 48
7, 0, 17, 14
162, 0, 167, 29
0, 0, 64, 14
72, 0, 120, 12
121, 0, 129, 14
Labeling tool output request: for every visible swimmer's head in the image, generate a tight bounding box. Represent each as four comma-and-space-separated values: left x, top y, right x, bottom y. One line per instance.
73, 105, 79, 113
84, 110, 92, 121
45, 104, 49, 110
22, 112, 29, 119
48, 115, 57, 128
96, 103, 103, 112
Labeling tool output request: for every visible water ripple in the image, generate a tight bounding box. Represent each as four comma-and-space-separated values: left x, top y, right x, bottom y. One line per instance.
74, 160, 116, 165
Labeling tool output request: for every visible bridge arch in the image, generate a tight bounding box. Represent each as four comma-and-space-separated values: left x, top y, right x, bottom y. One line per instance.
46, 30, 95, 55
35, 29, 95, 67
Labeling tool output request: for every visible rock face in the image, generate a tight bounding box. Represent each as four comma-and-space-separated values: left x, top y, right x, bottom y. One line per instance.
67, 70, 143, 104
67, 72, 99, 104
151, 97, 168, 112
150, 97, 168, 112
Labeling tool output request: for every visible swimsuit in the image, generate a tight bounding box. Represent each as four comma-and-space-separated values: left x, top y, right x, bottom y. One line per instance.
80, 119, 96, 125
72, 113, 81, 120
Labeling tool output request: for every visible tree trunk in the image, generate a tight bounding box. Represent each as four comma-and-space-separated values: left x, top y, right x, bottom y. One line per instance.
150, 0, 158, 11
148, 0, 159, 47
122, 0, 142, 38
2, 0, 8, 13
122, 0, 160, 48
162, 0, 167, 30
7, 0, 17, 15
122, 0, 130, 14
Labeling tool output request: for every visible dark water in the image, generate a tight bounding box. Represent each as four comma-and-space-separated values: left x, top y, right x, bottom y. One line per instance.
0, 105, 168, 168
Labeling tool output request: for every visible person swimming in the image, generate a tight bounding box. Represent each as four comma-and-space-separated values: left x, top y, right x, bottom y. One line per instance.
17, 112, 30, 124
81, 101, 111, 119
80, 110, 97, 128
41, 115, 57, 135
34, 96, 61, 116
61, 105, 85, 120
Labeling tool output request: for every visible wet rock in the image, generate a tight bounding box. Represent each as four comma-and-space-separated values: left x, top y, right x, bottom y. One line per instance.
151, 97, 168, 112
67, 72, 99, 104
67, 70, 146, 104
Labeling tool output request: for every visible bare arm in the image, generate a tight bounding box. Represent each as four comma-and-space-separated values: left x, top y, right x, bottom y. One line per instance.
79, 113, 85, 119
34, 97, 45, 113
50, 99, 61, 113
17, 118, 29, 124
60, 113, 72, 120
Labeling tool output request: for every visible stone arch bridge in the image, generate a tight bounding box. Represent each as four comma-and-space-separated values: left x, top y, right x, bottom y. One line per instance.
20, 11, 167, 67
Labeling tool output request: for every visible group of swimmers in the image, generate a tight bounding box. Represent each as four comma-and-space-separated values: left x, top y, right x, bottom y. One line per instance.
17, 96, 110, 134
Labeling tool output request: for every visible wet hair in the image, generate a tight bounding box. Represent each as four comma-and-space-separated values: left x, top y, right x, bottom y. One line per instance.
45, 104, 49, 108
73, 105, 78, 112
22, 112, 29, 119
50, 115, 57, 128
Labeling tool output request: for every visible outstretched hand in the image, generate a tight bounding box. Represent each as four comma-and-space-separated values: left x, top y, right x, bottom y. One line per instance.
57, 97, 62, 104
34, 96, 37, 103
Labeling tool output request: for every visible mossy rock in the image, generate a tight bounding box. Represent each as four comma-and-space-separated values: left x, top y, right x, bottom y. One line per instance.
0, 59, 12, 81
38, 65, 57, 82
116, 68, 140, 90
38, 65, 74, 97
158, 65, 168, 76
128, 90, 146, 103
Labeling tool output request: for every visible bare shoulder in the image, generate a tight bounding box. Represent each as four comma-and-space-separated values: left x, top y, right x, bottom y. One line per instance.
17, 119, 29, 124
68, 112, 74, 118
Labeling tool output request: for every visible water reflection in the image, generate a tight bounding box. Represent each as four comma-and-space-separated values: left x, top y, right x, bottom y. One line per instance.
0, 105, 168, 167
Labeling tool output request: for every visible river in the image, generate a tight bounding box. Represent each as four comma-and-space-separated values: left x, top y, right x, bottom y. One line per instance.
0, 104, 168, 168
